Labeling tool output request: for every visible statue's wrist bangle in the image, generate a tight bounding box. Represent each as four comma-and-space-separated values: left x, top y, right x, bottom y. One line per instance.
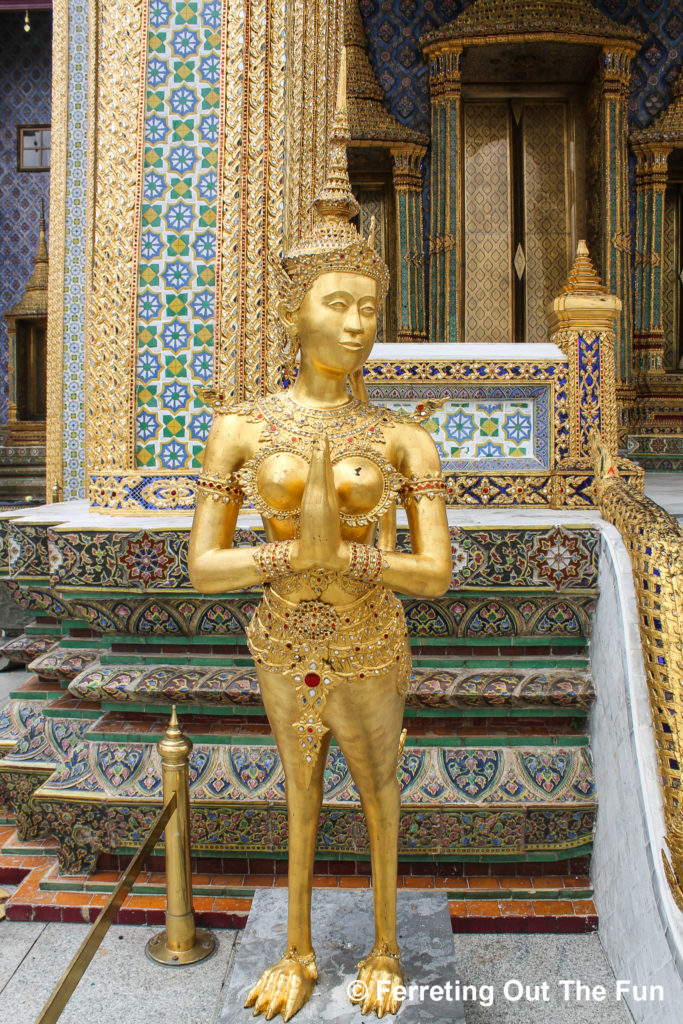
253, 541, 294, 580
346, 542, 386, 583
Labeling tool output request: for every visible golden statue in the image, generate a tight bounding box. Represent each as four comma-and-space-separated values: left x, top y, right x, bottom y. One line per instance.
188, 52, 451, 1021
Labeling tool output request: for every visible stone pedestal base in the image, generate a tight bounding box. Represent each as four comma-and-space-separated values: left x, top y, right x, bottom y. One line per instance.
218, 889, 465, 1023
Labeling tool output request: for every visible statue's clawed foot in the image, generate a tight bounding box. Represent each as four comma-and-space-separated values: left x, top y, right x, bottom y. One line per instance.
244, 948, 317, 1022
350, 944, 404, 1018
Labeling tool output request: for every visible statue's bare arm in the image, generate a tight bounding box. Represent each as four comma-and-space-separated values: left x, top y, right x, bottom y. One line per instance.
380, 420, 451, 599
188, 412, 263, 594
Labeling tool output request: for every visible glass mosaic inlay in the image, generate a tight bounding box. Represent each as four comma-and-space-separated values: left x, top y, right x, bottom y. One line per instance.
384, 385, 551, 472
135, 0, 225, 470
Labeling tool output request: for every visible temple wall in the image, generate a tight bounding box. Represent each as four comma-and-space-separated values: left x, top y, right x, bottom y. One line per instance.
0, 11, 51, 427
591, 525, 683, 1023
358, 0, 683, 288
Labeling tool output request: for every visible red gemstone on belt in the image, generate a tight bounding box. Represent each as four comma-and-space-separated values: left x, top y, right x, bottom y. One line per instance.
305, 672, 321, 688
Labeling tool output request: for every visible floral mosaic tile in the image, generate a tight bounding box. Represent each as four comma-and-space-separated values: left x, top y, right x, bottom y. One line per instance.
135, 0, 225, 470
62, 0, 90, 499
386, 393, 547, 471
39, 739, 594, 806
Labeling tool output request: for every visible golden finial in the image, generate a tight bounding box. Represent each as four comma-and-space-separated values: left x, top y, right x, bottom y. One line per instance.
311, 46, 359, 222
336, 44, 348, 118
562, 240, 606, 295
281, 47, 389, 309
368, 215, 377, 250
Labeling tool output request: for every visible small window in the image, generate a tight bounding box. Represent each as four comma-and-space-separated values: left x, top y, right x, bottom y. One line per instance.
17, 125, 51, 171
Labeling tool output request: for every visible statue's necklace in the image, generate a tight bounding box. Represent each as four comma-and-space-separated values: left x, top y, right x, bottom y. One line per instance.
248, 390, 390, 453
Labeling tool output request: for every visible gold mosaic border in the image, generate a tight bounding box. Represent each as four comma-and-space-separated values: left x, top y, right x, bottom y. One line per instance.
592, 432, 683, 908
86, 0, 146, 476
46, 0, 69, 500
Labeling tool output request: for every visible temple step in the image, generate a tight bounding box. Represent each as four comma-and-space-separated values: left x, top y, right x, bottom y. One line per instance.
63, 659, 594, 712
0, 632, 60, 667
0, 821, 597, 933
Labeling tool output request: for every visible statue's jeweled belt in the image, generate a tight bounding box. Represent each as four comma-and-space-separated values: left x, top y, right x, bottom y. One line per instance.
247, 583, 411, 772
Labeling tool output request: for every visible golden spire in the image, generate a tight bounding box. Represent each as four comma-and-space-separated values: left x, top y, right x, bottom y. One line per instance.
281, 48, 389, 309
562, 240, 606, 295
310, 47, 359, 222
343, 0, 427, 146
24, 199, 49, 295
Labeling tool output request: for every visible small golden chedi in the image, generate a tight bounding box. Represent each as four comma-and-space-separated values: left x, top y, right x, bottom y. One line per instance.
188, 51, 452, 1021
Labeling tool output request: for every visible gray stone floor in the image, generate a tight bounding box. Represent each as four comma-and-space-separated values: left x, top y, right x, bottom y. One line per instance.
452, 934, 637, 1024
0, 917, 639, 1024
0, 663, 25, 706
0, 920, 238, 1024
643, 472, 683, 522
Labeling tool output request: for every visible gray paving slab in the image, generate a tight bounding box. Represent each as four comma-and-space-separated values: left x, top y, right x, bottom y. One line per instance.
0, 921, 46, 992
0, 667, 31, 709
0, 921, 236, 1024
643, 472, 683, 519
451, 933, 637, 1024
218, 889, 464, 1024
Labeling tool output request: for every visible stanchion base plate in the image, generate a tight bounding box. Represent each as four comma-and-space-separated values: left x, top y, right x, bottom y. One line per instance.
146, 928, 217, 966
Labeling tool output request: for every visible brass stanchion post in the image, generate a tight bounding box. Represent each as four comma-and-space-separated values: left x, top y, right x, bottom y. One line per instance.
146, 707, 216, 966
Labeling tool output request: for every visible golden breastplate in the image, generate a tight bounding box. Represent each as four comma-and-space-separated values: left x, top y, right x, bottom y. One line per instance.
254, 450, 390, 524
233, 391, 406, 527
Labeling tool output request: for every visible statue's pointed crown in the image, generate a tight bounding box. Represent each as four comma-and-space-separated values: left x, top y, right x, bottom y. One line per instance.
281, 48, 390, 308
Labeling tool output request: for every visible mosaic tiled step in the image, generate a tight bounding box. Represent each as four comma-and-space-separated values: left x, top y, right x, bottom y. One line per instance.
0, 823, 597, 934
82, 710, 589, 745
0, 633, 58, 665
35, 731, 594, 808
30, 793, 595, 875
68, 663, 594, 711
12, 591, 596, 638
0, 696, 94, 766
28, 645, 99, 683
0, 694, 99, 841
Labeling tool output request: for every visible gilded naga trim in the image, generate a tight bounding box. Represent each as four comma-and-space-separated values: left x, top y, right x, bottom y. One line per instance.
591, 431, 683, 911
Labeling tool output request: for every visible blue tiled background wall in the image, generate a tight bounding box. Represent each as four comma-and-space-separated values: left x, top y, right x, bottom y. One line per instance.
0, 11, 52, 426
359, 1, 683, 132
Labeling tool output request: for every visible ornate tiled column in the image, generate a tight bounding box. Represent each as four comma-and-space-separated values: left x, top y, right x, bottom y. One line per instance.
391, 144, 427, 344
427, 48, 462, 345
598, 47, 634, 388
547, 241, 620, 460
632, 145, 671, 374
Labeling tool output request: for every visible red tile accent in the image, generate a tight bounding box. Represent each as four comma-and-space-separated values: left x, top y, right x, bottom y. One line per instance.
116, 908, 147, 925
33, 905, 62, 923
6, 903, 33, 921
61, 906, 92, 924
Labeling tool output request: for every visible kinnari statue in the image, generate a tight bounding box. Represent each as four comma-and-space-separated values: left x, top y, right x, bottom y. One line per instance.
188, 50, 451, 1022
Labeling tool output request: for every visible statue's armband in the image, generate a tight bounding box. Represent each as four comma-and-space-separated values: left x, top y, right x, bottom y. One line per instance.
196, 471, 243, 504
398, 471, 446, 506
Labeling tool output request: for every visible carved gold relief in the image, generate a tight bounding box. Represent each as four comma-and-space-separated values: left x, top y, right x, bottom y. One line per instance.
87, 0, 145, 476
592, 431, 683, 909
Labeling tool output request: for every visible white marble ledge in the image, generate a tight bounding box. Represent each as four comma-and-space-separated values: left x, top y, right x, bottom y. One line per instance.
0, 500, 195, 532
2, 499, 603, 533
370, 342, 566, 362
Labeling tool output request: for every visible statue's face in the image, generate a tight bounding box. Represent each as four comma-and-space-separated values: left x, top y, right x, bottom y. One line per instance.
294, 272, 378, 376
